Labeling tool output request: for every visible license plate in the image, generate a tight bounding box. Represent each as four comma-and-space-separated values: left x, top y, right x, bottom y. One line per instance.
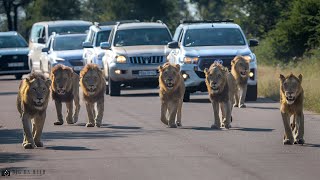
138, 70, 157, 76
8, 62, 24, 67
73, 66, 83, 71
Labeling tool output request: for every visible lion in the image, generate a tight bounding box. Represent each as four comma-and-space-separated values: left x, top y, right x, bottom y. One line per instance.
16, 72, 51, 149
79, 64, 106, 127
204, 62, 236, 129
280, 73, 304, 145
158, 62, 185, 128
231, 55, 250, 108
50, 64, 80, 125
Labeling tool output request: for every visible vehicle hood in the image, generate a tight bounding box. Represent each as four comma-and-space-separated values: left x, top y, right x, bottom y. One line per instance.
183, 46, 251, 57
0, 47, 29, 55
112, 45, 168, 56
53, 49, 83, 60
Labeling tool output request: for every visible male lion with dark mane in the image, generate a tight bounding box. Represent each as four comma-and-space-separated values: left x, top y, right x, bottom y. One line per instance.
159, 62, 185, 128
50, 64, 80, 125
204, 62, 236, 129
280, 73, 304, 145
80, 64, 106, 127
16, 72, 51, 149
231, 55, 250, 108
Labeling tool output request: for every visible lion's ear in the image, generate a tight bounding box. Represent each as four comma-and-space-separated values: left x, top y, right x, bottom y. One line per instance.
204, 68, 209, 75
279, 74, 285, 82
175, 64, 180, 71
298, 74, 303, 83
45, 78, 52, 87
158, 65, 163, 72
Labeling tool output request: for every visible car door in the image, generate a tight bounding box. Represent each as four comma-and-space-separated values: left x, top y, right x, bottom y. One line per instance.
30, 25, 46, 70
83, 30, 95, 65
41, 36, 53, 73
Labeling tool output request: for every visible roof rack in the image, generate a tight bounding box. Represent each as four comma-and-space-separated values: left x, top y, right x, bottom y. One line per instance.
94, 20, 140, 27
180, 19, 234, 24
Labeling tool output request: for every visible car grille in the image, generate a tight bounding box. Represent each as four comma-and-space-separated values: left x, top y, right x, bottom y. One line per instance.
198, 56, 235, 71
0, 54, 29, 71
69, 59, 83, 66
129, 56, 164, 64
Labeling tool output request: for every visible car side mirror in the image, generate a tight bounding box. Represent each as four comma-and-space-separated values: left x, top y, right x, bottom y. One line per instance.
37, 37, 45, 44
100, 42, 111, 50
82, 41, 93, 48
41, 47, 49, 53
249, 39, 259, 47
167, 41, 179, 49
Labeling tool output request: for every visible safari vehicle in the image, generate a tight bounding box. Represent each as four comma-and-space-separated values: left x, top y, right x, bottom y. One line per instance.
167, 20, 259, 102
101, 20, 172, 96
28, 20, 91, 71
40, 33, 86, 74
0, 31, 30, 79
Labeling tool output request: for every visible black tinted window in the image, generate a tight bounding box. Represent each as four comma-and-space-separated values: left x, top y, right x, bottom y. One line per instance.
0, 35, 28, 48
53, 35, 86, 51
184, 28, 246, 47
96, 30, 111, 46
114, 28, 171, 47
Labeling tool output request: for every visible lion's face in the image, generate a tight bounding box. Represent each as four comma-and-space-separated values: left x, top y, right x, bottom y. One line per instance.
280, 74, 303, 105
232, 56, 250, 78
27, 77, 51, 109
51, 67, 73, 95
205, 65, 227, 94
81, 69, 101, 95
159, 63, 181, 90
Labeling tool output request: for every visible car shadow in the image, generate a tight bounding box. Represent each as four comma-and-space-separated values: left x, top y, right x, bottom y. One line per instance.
187, 99, 211, 103
0, 152, 31, 163
233, 127, 274, 132
248, 106, 279, 110
179, 126, 221, 131
119, 93, 159, 97
302, 143, 320, 148
0, 77, 18, 81
45, 146, 94, 151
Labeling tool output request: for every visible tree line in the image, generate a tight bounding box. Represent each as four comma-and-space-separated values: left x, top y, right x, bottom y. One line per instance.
1, 0, 320, 63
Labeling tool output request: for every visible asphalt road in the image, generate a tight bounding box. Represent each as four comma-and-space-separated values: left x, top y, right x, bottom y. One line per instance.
1, 75, 320, 180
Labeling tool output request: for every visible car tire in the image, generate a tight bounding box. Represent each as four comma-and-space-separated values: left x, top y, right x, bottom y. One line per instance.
109, 77, 120, 96
246, 84, 257, 101
15, 74, 23, 80
105, 83, 110, 95
183, 91, 190, 102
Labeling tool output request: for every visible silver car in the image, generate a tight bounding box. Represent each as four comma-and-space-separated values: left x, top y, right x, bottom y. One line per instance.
167, 20, 259, 102
101, 21, 172, 96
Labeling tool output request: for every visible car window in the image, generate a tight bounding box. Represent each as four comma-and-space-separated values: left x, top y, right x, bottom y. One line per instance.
114, 28, 171, 47
0, 35, 28, 48
183, 28, 246, 47
30, 25, 43, 42
48, 25, 90, 35
95, 30, 111, 46
53, 35, 86, 51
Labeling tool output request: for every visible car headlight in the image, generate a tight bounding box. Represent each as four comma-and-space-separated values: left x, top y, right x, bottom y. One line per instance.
116, 55, 126, 63
183, 56, 199, 64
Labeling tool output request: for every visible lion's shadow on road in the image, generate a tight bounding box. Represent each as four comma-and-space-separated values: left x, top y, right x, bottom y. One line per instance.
0, 152, 31, 164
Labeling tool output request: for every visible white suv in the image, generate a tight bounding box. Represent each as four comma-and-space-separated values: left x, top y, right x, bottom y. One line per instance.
167, 20, 259, 102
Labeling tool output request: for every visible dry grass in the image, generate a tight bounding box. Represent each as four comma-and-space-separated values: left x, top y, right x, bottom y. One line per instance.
258, 61, 320, 113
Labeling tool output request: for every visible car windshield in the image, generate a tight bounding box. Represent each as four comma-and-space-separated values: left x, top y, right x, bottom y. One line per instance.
114, 28, 171, 47
96, 30, 111, 47
48, 25, 90, 35
53, 35, 86, 51
183, 28, 246, 47
0, 35, 28, 48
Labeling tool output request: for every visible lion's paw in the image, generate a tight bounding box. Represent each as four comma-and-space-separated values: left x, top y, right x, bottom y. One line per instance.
73, 116, 79, 123
35, 141, 43, 147
54, 121, 63, 125
95, 122, 101, 128
223, 123, 231, 129
23, 143, 35, 149
239, 104, 246, 108
86, 123, 95, 127
233, 104, 238, 108
168, 124, 177, 128
283, 139, 293, 145
176, 122, 182, 127
211, 124, 221, 129
294, 138, 305, 145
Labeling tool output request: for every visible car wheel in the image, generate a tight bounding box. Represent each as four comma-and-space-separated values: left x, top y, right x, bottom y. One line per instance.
246, 84, 257, 101
109, 77, 120, 96
183, 91, 190, 102
15, 74, 23, 80
105, 82, 110, 95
